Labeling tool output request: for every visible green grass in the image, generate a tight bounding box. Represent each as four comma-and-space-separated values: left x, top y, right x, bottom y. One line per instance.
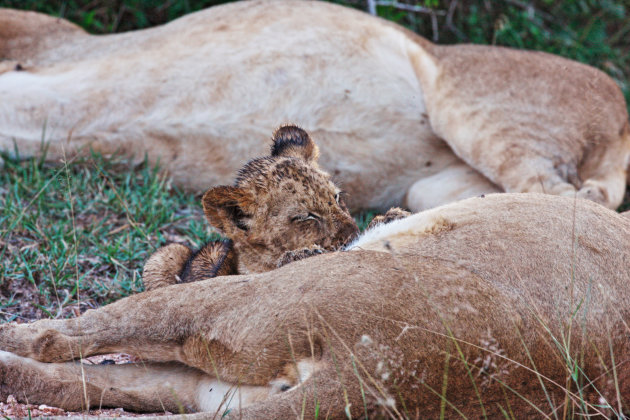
0, 0, 235, 33
0, 148, 215, 322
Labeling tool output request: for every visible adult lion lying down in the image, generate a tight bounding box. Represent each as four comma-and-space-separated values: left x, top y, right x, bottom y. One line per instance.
1, 1, 629, 212
1, 193, 629, 418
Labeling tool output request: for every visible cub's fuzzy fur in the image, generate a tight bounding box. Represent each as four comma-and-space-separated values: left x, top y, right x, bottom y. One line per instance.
142, 125, 358, 291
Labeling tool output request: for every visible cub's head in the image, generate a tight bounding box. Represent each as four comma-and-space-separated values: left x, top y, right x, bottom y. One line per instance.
202, 125, 359, 273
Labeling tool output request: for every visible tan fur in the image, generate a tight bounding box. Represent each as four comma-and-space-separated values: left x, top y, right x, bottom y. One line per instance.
1, 193, 630, 418
1, 1, 628, 212
143, 126, 358, 290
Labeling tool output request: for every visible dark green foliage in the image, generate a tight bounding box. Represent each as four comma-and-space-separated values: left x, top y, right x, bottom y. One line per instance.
0, 0, 235, 32
370, 0, 629, 108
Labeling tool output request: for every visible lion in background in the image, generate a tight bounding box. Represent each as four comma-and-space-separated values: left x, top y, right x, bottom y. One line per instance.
1, 0, 628, 212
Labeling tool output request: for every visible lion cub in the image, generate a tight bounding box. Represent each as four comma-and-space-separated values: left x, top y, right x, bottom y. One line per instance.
142, 125, 359, 291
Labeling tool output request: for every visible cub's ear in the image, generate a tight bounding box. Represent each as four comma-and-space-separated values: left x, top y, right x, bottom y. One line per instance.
202, 186, 255, 235
270, 124, 319, 163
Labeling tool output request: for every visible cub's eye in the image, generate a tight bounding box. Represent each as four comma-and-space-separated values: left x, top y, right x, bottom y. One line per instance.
291, 213, 322, 223
306, 212, 321, 221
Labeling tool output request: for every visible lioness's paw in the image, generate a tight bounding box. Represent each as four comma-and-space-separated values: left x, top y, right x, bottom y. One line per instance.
277, 246, 325, 268
367, 207, 411, 230
577, 181, 609, 207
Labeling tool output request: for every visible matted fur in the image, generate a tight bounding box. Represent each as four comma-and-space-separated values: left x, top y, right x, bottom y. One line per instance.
1, 1, 628, 211
1, 194, 629, 418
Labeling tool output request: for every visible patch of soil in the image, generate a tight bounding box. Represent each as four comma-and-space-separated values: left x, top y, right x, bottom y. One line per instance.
0, 276, 101, 323
0, 397, 172, 418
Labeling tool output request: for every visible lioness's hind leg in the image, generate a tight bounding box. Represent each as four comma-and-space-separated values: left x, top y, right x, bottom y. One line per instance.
432, 120, 630, 209
143, 243, 192, 291
0, 350, 356, 416
0, 350, 210, 412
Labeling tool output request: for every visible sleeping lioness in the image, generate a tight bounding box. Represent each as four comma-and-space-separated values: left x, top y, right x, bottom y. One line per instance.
142, 125, 360, 290
1, 193, 629, 418
1, 0, 628, 212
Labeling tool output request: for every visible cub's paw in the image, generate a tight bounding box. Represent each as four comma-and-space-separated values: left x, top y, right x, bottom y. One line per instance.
142, 243, 193, 291
367, 207, 411, 230
277, 246, 325, 268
